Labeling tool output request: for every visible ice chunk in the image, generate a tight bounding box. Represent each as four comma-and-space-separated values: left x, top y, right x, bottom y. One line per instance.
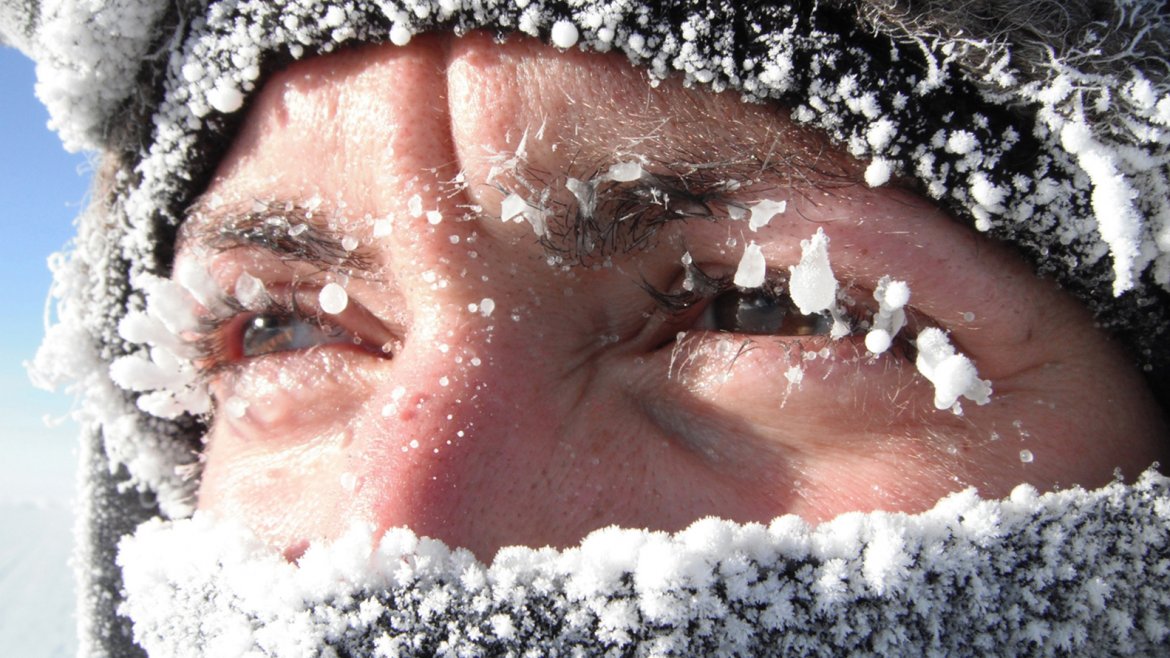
234, 273, 268, 310
788, 228, 837, 315
479, 298, 496, 317
748, 199, 786, 231
914, 327, 992, 412
500, 193, 548, 237
319, 283, 349, 315
550, 20, 579, 49
408, 194, 423, 218
607, 162, 643, 182
733, 242, 766, 288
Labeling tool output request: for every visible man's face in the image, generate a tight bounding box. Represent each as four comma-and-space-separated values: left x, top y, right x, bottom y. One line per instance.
179, 34, 1168, 560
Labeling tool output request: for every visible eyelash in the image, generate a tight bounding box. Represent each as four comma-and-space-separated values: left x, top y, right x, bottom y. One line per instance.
189, 285, 357, 379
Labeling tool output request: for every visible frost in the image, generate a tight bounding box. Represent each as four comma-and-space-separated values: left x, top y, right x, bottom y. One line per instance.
733, 241, 765, 288
207, 81, 244, 114
607, 161, 643, 182
914, 327, 992, 412
319, 283, 349, 314
747, 198, 786, 231
117, 473, 1170, 657
478, 298, 496, 317
865, 277, 909, 355
788, 228, 837, 315
865, 158, 893, 187
234, 273, 268, 310
550, 20, 579, 49
500, 193, 548, 237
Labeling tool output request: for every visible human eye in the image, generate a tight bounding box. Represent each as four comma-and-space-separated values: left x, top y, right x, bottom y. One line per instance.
193, 284, 394, 376
644, 263, 838, 338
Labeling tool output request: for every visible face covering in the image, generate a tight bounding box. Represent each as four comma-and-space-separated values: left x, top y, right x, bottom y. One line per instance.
3, 0, 1170, 655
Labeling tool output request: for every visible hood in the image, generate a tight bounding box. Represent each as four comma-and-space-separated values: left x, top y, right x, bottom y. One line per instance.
4, 0, 1170, 655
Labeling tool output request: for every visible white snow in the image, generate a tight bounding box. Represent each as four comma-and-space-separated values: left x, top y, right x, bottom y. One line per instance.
787, 228, 838, 315
115, 471, 1170, 656
207, 81, 244, 114
478, 298, 496, 317
733, 241, 766, 288
319, 283, 349, 314
865, 276, 909, 355
864, 158, 893, 187
913, 327, 992, 412
389, 23, 412, 46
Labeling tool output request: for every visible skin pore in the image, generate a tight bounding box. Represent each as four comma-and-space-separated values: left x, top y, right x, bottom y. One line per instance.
183, 33, 1169, 561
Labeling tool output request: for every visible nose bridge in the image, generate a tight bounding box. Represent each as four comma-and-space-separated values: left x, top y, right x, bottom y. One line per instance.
346, 306, 565, 556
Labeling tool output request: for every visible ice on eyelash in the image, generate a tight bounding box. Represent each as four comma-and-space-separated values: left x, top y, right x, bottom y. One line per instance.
500, 193, 549, 238
234, 273, 269, 310
747, 198, 787, 231
729, 228, 989, 413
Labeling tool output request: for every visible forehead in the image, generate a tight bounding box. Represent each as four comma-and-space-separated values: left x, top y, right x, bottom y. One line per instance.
195, 33, 859, 223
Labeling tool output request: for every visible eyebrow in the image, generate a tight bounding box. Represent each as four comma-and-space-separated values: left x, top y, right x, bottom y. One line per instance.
514, 145, 856, 266
180, 199, 377, 275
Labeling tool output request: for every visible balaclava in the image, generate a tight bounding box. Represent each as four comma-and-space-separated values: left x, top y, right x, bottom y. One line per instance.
4, 0, 1170, 655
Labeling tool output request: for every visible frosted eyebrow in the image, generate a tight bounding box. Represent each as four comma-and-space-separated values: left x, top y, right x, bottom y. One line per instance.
180, 199, 376, 275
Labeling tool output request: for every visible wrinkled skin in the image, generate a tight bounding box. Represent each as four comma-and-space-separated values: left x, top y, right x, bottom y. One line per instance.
184, 34, 1169, 561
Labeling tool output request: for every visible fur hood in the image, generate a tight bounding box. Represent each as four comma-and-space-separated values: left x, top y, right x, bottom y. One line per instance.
4, 0, 1170, 655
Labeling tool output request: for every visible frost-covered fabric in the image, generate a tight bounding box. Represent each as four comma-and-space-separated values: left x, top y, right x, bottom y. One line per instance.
120, 472, 1170, 657
6, 0, 1170, 655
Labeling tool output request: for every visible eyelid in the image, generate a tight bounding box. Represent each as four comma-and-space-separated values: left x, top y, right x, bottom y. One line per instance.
189, 282, 395, 378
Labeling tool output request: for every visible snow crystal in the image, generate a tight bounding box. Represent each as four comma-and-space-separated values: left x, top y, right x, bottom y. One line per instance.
788, 228, 837, 315
319, 283, 349, 315
408, 194, 423, 218
913, 327, 992, 412
207, 81, 244, 114
426, 210, 442, 225
500, 193, 548, 237
864, 159, 893, 187
478, 298, 495, 317
389, 24, 412, 46
865, 277, 909, 355
747, 198, 786, 231
1019, 449, 1034, 464
234, 273, 268, 310
341, 235, 360, 251
117, 472, 1170, 657
550, 21, 579, 49
733, 241, 765, 288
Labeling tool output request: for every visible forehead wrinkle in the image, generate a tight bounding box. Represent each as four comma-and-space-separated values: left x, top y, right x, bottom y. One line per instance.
179, 199, 377, 275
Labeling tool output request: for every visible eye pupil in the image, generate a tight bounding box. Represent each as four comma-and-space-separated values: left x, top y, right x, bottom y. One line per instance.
242, 314, 299, 358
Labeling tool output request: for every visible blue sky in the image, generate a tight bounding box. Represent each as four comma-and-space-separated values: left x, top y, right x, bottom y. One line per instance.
0, 46, 92, 502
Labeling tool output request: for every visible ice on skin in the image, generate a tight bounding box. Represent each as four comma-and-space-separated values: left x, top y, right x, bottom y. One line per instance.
865, 276, 910, 355
733, 241, 766, 288
606, 161, 643, 183
788, 228, 838, 315
914, 327, 992, 412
